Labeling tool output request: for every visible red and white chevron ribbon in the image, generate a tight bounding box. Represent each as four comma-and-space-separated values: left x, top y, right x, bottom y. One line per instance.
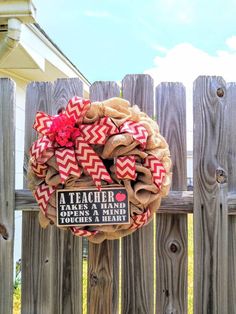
34, 183, 56, 214
80, 124, 107, 144
55, 148, 81, 183
120, 120, 148, 149
129, 208, 151, 230
33, 112, 53, 135
66, 96, 91, 123
116, 156, 136, 180
36, 148, 54, 164
31, 161, 48, 178
75, 136, 112, 190
70, 227, 98, 237
95, 117, 119, 135
31, 96, 118, 189
30, 136, 52, 161
144, 155, 166, 189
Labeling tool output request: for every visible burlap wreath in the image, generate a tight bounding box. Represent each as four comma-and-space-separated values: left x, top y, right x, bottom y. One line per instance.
28, 97, 171, 243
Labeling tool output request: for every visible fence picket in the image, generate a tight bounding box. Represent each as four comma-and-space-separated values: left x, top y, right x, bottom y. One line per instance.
21, 79, 83, 314
0, 78, 15, 314
22, 81, 54, 314
226, 82, 236, 313
193, 76, 228, 313
50, 78, 83, 314
90, 81, 120, 100
87, 81, 120, 314
155, 82, 187, 313
121, 74, 154, 314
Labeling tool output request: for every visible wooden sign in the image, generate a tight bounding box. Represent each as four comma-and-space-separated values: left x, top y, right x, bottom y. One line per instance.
56, 186, 130, 226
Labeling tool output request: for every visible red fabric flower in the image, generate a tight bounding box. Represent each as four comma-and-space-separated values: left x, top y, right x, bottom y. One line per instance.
47, 114, 79, 147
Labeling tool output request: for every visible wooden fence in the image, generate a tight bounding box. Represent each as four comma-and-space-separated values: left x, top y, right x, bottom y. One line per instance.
0, 74, 235, 314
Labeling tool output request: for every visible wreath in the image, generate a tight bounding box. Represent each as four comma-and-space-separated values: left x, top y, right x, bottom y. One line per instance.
28, 96, 171, 243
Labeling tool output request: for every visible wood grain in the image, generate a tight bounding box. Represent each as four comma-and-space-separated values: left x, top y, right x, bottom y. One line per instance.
21, 81, 54, 314
193, 76, 228, 313
122, 74, 154, 117
53, 78, 83, 114
90, 81, 120, 101
21, 82, 53, 314
21, 79, 83, 314
14, 190, 194, 213
121, 74, 154, 314
155, 82, 187, 314
88, 241, 118, 314
14, 189, 236, 215
0, 78, 15, 314
87, 81, 120, 314
49, 78, 83, 314
226, 82, 236, 313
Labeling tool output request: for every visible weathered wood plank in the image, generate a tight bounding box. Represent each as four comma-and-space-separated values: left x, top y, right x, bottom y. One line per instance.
193, 76, 228, 313
0, 78, 15, 314
14, 190, 194, 213
226, 82, 236, 313
53, 78, 83, 113
21, 79, 83, 314
16, 189, 236, 217
87, 81, 120, 314
90, 81, 120, 101
121, 74, 154, 314
21, 81, 54, 314
14, 189, 236, 214
87, 241, 119, 314
48, 78, 83, 314
155, 82, 187, 314
122, 74, 154, 117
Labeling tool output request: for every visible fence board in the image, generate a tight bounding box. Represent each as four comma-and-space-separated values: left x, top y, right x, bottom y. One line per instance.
22, 81, 54, 314
22, 79, 83, 314
122, 74, 154, 117
49, 78, 83, 314
87, 81, 120, 314
15, 189, 195, 213
0, 78, 15, 314
226, 82, 236, 313
193, 76, 228, 313
121, 74, 154, 314
155, 82, 187, 313
89, 81, 120, 101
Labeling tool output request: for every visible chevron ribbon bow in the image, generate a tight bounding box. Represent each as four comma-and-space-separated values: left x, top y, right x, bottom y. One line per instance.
116, 156, 136, 180
34, 183, 56, 214
30, 96, 116, 189
129, 208, 151, 230
115, 154, 166, 191
120, 120, 148, 149
144, 155, 166, 189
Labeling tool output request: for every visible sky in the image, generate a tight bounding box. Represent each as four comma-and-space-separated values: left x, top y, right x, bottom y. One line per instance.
33, 0, 236, 85
32, 0, 236, 152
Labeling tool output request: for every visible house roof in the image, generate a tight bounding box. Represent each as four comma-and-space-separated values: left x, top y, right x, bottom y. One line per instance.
0, 20, 90, 94
34, 23, 90, 86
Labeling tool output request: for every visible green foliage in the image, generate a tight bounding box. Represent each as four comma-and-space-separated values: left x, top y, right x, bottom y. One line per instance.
151, 114, 157, 121
188, 214, 194, 313
13, 286, 21, 314
13, 259, 21, 314
83, 259, 88, 313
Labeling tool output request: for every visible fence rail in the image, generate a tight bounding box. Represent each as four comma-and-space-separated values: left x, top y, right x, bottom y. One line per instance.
0, 74, 235, 314
13, 189, 236, 214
